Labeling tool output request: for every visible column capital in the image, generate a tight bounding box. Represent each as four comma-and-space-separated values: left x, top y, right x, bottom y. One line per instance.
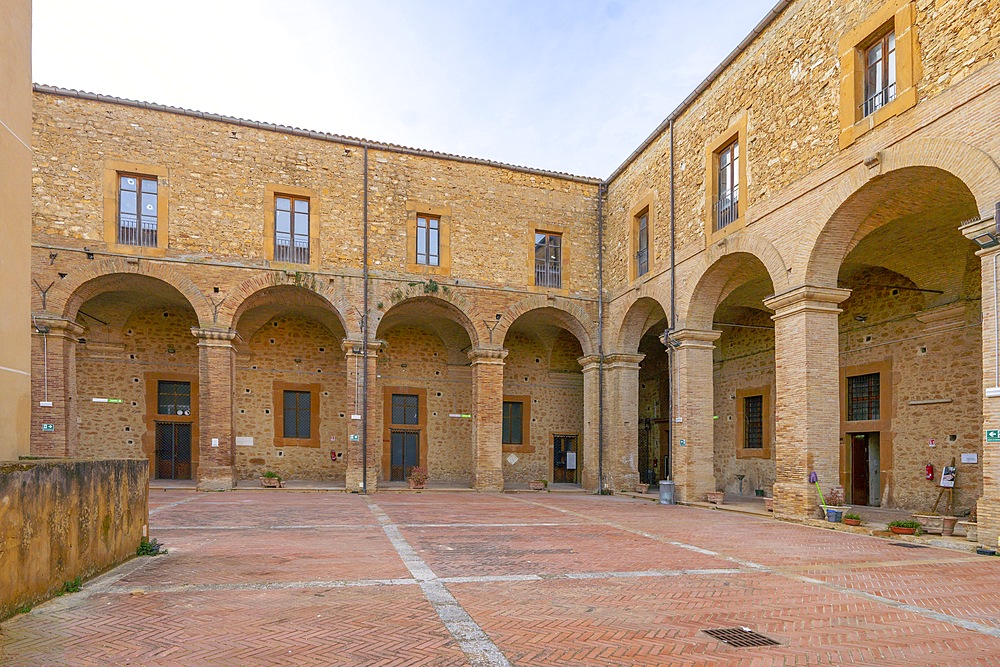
341, 338, 386, 357
764, 285, 851, 320
191, 327, 239, 348
667, 329, 722, 350
32, 314, 85, 338
604, 353, 645, 369
577, 354, 601, 372
467, 346, 508, 363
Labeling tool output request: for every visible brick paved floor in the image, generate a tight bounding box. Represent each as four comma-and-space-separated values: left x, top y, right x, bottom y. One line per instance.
5, 492, 1000, 666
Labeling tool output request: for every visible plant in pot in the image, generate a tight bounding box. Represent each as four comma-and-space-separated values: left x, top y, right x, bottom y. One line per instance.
888, 519, 921, 536
706, 491, 725, 505
843, 512, 862, 526
529, 479, 548, 491
408, 466, 428, 489
260, 470, 283, 488
912, 514, 944, 534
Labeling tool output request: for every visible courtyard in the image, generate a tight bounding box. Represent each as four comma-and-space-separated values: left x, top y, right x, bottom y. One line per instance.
4, 490, 1000, 666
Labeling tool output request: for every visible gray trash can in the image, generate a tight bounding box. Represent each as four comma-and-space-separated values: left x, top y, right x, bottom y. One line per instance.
658, 480, 675, 505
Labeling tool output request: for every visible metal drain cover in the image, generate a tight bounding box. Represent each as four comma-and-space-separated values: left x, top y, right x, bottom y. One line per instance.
890, 542, 929, 549
703, 627, 780, 648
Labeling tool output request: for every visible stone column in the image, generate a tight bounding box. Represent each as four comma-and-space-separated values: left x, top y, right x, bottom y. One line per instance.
964, 218, 1000, 547
603, 353, 645, 492
30, 316, 84, 457
668, 329, 721, 503
468, 347, 508, 492
764, 286, 850, 520
579, 355, 601, 491
343, 338, 382, 492
192, 328, 238, 491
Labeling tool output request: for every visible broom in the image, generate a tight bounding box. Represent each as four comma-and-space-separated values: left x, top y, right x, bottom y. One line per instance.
809, 471, 828, 513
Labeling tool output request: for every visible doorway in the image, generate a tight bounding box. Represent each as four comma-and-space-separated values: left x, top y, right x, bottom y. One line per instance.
849, 432, 881, 506
155, 422, 192, 480
390, 430, 420, 481
553, 434, 579, 484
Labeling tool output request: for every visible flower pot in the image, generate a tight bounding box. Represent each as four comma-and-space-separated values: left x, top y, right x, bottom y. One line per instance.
843, 518, 861, 526
260, 477, 282, 488
706, 491, 725, 505
942, 516, 960, 537
529, 480, 547, 491
890, 526, 916, 535
913, 514, 943, 535
958, 520, 978, 542
764, 497, 774, 512
408, 478, 426, 490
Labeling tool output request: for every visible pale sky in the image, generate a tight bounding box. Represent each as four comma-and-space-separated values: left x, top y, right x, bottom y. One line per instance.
32, 0, 777, 178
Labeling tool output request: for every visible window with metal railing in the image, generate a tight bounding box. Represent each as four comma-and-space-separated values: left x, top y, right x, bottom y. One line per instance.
862, 30, 896, 118
502, 401, 523, 445
743, 395, 764, 449
714, 140, 739, 230
274, 195, 310, 264
636, 211, 649, 277
534, 232, 562, 288
117, 174, 158, 247
847, 372, 880, 421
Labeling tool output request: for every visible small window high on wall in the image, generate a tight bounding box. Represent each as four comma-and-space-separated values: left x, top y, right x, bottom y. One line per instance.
847, 373, 880, 421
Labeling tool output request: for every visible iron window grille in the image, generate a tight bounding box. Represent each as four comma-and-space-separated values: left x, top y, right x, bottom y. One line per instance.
502, 401, 523, 445
636, 212, 649, 277
862, 30, 896, 118
157, 381, 191, 416
847, 373, 880, 421
283, 390, 312, 438
714, 140, 739, 230
274, 195, 310, 264
416, 215, 440, 266
118, 174, 158, 247
391, 394, 419, 425
743, 395, 764, 449
534, 232, 562, 288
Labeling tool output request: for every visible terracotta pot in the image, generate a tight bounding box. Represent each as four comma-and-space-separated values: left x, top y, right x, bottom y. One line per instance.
260, 477, 282, 488
707, 492, 725, 505
913, 514, 943, 534
890, 526, 916, 535
764, 497, 774, 512
408, 479, 426, 490
529, 480, 547, 491
942, 516, 960, 537
843, 518, 861, 526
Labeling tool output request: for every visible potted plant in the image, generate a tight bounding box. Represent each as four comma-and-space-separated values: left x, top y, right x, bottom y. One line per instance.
634, 482, 650, 494
529, 479, 548, 491
706, 491, 725, 505
843, 512, 862, 526
408, 466, 428, 489
942, 516, 960, 536
913, 514, 944, 534
260, 471, 283, 488
888, 519, 921, 535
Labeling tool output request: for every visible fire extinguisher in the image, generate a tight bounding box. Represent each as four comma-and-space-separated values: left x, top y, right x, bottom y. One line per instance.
926, 463, 934, 480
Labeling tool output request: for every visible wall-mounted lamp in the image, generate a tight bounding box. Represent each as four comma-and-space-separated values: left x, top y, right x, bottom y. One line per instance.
969, 203, 1000, 249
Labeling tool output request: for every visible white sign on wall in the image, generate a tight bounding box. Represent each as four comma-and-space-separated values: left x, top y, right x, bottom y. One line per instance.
566, 452, 577, 470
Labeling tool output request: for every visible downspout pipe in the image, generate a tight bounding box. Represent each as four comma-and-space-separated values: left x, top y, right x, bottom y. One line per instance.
362, 145, 370, 495
667, 118, 676, 481
597, 183, 606, 492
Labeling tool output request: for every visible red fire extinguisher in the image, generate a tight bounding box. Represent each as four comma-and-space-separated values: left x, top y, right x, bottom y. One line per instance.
926, 463, 934, 480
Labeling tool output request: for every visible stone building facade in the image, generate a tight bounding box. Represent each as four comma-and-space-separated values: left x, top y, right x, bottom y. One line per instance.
26, 0, 1000, 540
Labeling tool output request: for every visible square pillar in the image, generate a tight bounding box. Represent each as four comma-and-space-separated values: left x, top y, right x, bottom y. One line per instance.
579, 355, 601, 491
469, 347, 507, 492
764, 286, 850, 520
192, 328, 238, 491
30, 316, 84, 458
343, 339, 383, 493
669, 329, 721, 503
603, 353, 645, 492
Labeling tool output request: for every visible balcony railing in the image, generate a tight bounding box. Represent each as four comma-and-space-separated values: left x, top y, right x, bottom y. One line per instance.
861, 82, 896, 118
117, 215, 158, 247
713, 193, 739, 231
636, 247, 648, 276
275, 234, 310, 264
535, 259, 561, 288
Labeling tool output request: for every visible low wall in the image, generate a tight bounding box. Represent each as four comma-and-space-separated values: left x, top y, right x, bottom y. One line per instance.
0, 458, 148, 620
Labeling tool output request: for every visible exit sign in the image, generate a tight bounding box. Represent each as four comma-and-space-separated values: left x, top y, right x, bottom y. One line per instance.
987, 429, 1000, 443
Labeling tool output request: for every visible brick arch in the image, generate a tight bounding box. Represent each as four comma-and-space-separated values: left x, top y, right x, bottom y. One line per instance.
496, 296, 596, 356
677, 233, 787, 331
52, 258, 213, 325
614, 292, 670, 354
800, 137, 1000, 286
371, 282, 481, 346
224, 272, 353, 337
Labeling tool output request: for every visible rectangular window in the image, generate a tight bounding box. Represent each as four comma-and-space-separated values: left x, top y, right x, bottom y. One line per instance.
743, 395, 764, 450
274, 195, 310, 264
863, 30, 895, 117
502, 401, 523, 445
391, 394, 419, 425
157, 381, 191, 416
847, 373, 880, 421
282, 390, 312, 438
534, 232, 562, 288
636, 211, 649, 277
714, 141, 739, 231
118, 174, 158, 247
416, 215, 440, 266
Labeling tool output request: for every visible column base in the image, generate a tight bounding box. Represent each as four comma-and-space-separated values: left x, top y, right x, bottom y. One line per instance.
977, 496, 1000, 547
196, 465, 236, 492
346, 469, 379, 493
474, 468, 504, 492
773, 481, 822, 520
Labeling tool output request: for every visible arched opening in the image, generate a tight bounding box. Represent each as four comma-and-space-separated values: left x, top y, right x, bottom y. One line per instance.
500, 307, 588, 487
69, 274, 201, 480
232, 285, 348, 483
829, 166, 981, 512
375, 296, 477, 486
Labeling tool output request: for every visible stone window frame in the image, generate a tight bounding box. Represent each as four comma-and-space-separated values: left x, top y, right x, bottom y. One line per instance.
629, 193, 655, 283
704, 113, 748, 247
264, 184, 321, 269
838, 0, 920, 148
272, 381, 321, 448
143, 372, 199, 480
103, 160, 170, 257
502, 395, 533, 453
529, 225, 571, 293
381, 386, 429, 474
405, 201, 452, 276
735, 385, 771, 459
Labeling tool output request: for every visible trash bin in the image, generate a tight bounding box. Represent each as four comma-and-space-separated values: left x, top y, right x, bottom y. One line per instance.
658, 480, 675, 505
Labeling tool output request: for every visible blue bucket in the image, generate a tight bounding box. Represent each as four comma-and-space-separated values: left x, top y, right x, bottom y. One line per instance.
826, 508, 843, 523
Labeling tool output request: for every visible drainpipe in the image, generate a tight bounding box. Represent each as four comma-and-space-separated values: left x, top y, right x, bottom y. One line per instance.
362, 145, 370, 495
666, 118, 676, 481
597, 183, 606, 492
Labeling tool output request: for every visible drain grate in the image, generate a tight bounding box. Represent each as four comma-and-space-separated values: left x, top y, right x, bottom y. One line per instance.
890, 542, 929, 549
703, 627, 780, 648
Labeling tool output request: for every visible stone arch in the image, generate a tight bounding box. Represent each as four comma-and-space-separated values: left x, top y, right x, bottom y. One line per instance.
677, 233, 788, 330
371, 281, 481, 345
53, 258, 213, 325
222, 272, 355, 337
496, 295, 596, 356
615, 294, 669, 354
801, 137, 1000, 286
375, 293, 481, 354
